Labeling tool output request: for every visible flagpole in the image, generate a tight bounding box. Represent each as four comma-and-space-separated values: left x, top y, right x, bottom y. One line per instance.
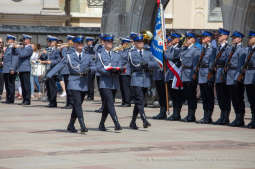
158, 0, 170, 115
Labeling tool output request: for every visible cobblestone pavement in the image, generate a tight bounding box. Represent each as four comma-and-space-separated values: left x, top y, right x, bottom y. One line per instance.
0, 97, 254, 169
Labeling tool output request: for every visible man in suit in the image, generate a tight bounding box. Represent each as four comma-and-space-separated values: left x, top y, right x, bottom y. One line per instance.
46, 35, 96, 134
179, 32, 200, 122
226, 31, 246, 127
244, 31, 255, 129
196, 31, 216, 124
96, 34, 124, 131
2, 35, 17, 104
41, 36, 61, 107
15, 34, 33, 105
129, 34, 158, 129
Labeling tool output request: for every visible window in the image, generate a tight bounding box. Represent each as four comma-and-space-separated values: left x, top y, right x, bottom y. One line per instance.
208, 0, 223, 22
87, 0, 104, 8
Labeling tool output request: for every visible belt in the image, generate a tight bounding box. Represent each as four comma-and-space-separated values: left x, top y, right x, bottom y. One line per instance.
70, 73, 88, 77
182, 65, 192, 69
229, 66, 237, 70
200, 65, 209, 68
216, 64, 224, 68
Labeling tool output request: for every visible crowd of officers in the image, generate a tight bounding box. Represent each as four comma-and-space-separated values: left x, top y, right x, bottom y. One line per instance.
0, 28, 255, 134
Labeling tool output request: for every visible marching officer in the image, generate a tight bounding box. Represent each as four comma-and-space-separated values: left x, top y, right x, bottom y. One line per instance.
243, 31, 255, 129
179, 32, 200, 122
41, 36, 61, 107
129, 34, 158, 129
196, 31, 216, 124
226, 31, 246, 127
213, 28, 232, 125
96, 34, 124, 131
118, 37, 132, 107
164, 33, 182, 121
84, 36, 96, 101
46, 35, 95, 133
2, 35, 17, 104
60, 35, 75, 109
15, 34, 33, 105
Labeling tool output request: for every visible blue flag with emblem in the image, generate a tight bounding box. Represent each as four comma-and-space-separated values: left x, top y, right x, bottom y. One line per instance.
151, 3, 164, 68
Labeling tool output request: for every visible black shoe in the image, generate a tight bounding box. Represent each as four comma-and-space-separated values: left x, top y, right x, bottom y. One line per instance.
167, 109, 181, 121
229, 118, 244, 127
197, 118, 212, 124
129, 121, 138, 130
182, 115, 196, 122
67, 118, 77, 133
78, 118, 88, 133
143, 120, 151, 128
152, 112, 167, 120
115, 124, 122, 131
247, 121, 255, 129
48, 104, 57, 108
67, 126, 78, 133
120, 104, 131, 107
99, 123, 107, 131
63, 105, 72, 109
23, 101, 31, 105
80, 128, 88, 133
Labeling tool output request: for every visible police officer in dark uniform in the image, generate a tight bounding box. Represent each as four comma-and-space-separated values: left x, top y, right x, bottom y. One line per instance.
213, 28, 232, 125
196, 31, 216, 124
243, 31, 255, 129
41, 36, 61, 107
61, 35, 75, 109
129, 34, 158, 129
179, 32, 200, 122
46, 35, 95, 133
2, 35, 17, 104
226, 31, 246, 127
15, 34, 33, 105
96, 34, 124, 131
84, 36, 96, 101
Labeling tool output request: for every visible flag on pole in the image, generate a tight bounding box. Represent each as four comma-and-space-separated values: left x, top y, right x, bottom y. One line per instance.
151, 1, 164, 68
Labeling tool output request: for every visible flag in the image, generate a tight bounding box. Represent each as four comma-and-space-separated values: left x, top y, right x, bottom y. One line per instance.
151, 2, 164, 68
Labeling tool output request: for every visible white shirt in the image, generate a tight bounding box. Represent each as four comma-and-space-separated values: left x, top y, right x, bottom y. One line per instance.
188, 44, 194, 49
30, 52, 39, 63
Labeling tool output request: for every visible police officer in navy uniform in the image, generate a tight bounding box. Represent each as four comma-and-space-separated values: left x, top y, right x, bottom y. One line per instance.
60, 35, 75, 109
196, 31, 216, 124
46, 35, 95, 133
244, 31, 255, 129
179, 32, 200, 122
84, 36, 96, 101
2, 35, 17, 104
164, 33, 183, 121
226, 31, 246, 127
15, 34, 33, 105
129, 34, 158, 129
118, 37, 132, 107
213, 28, 232, 125
96, 34, 124, 131
41, 36, 61, 107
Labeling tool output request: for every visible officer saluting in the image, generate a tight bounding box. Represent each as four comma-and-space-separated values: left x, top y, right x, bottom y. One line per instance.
242, 31, 255, 129
226, 31, 246, 127
2, 35, 17, 104
41, 36, 61, 107
129, 34, 158, 129
15, 34, 33, 105
196, 31, 216, 124
60, 35, 75, 109
46, 35, 95, 134
213, 28, 232, 125
179, 32, 200, 122
96, 34, 124, 131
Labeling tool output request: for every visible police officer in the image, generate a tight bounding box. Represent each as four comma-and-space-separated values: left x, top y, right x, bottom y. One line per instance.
196, 31, 216, 124
2, 35, 17, 104
96, 34, 123, 131
244, 31, 255, 129
118, 37, 132, 107
226, 31, 246, 127
15, 34, 33, 105
129, 34, 158, 129
84, 36, 96, 101
179, 32, 200, 122
213, 28, 232, 125
164, 33, 182, 121
41, 36, 61, 107
46, 35, 95, 133
60, 35, 75, 109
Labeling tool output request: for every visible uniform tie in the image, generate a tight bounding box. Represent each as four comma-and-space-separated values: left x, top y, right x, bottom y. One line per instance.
139, 50, 143, 57
79, 54, 81, 61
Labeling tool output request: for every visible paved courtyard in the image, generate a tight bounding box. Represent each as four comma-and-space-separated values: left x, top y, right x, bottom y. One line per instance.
0, 97, 254, 169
